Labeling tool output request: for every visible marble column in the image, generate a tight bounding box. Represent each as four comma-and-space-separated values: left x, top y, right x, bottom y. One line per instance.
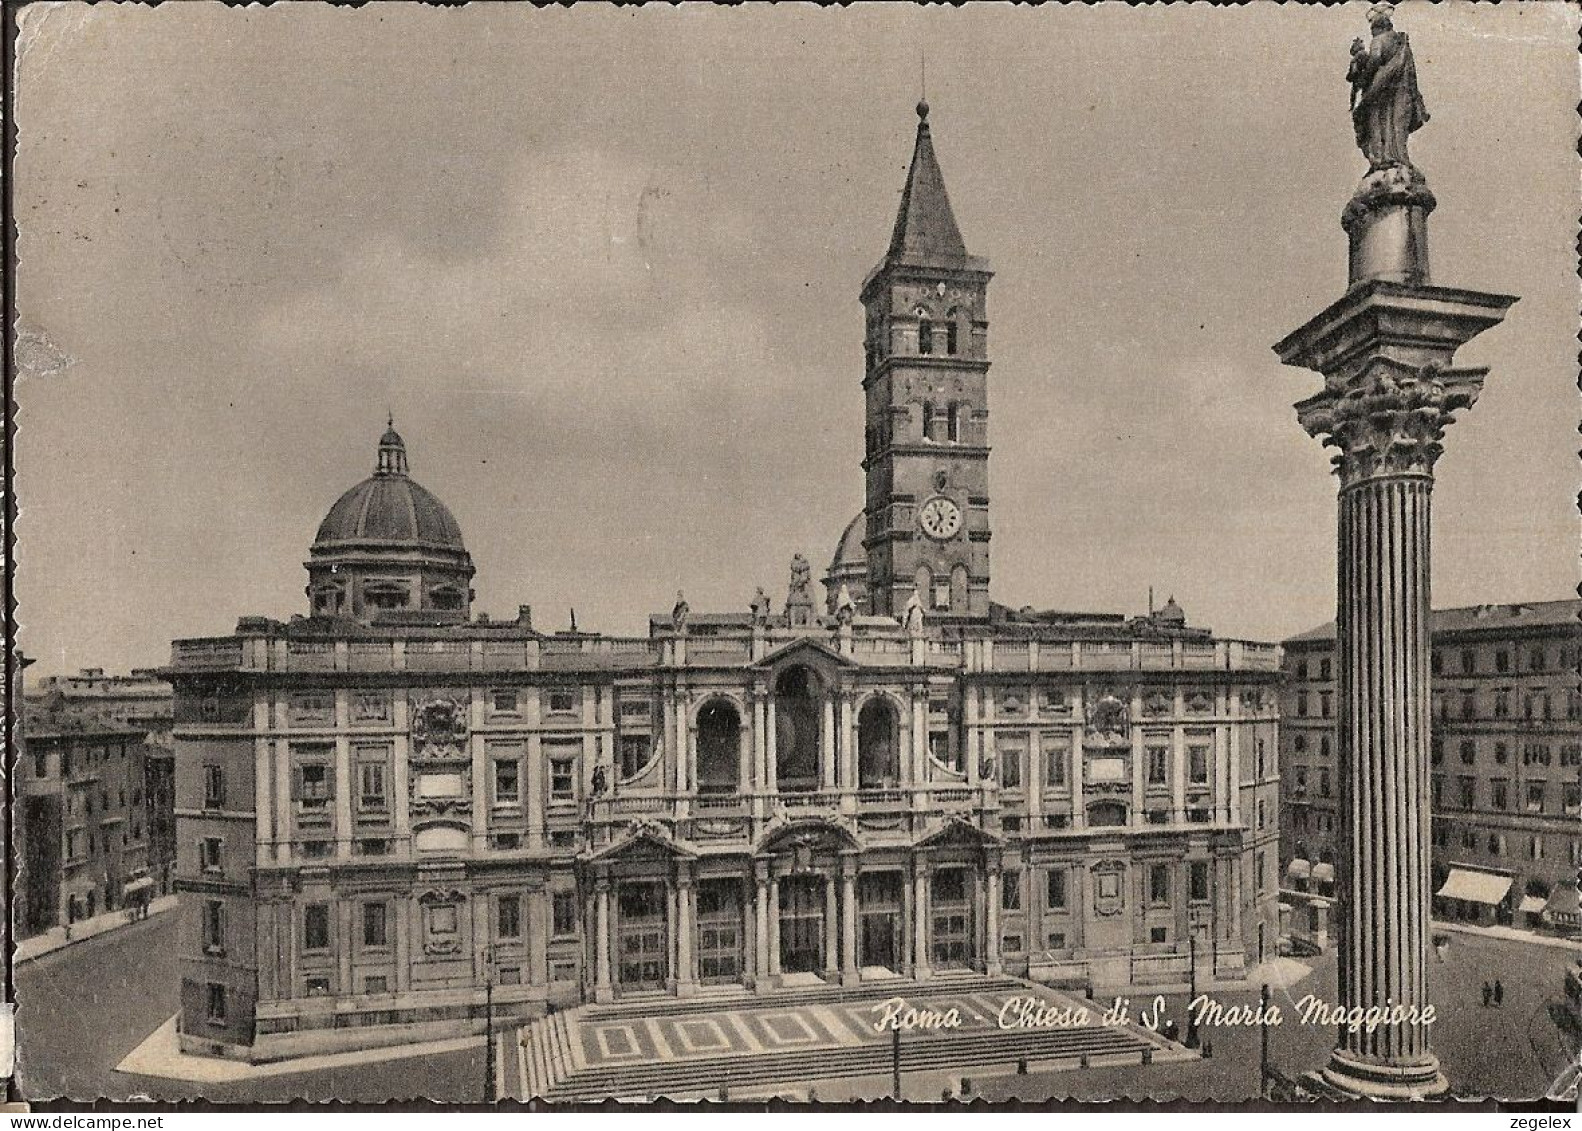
985, 866, 1002, 975
676, 869, 697, 996
912, 858, 931, 980
840, 858, 858, 982
594, 879, 613, 1003
754, 867, 771, 981
822, 873, 838, 979
768, 875, 782, 978
1276, 164, 1515, 1098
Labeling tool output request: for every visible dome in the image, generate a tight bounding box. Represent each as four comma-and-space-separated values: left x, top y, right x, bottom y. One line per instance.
314, 477, 465, 548
313, 427, 465, 550
828, 511, 867, 575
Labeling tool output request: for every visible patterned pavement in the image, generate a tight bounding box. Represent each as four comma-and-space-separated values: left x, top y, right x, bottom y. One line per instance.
572, 987, 1039, 1070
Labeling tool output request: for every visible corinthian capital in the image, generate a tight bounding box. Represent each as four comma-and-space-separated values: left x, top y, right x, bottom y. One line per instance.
1296, 357, 1486, 486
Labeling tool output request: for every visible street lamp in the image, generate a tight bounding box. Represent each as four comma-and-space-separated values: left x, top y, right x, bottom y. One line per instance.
481, 943, 497, 1103
1185, 933, 1200, 1049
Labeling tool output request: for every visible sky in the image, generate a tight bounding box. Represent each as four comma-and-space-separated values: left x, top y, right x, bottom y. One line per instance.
13, 1, 1579, 678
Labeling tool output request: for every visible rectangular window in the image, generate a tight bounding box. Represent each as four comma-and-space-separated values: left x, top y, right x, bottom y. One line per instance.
1150, 926, 1168, 945
365, 975, 389, 995
295, 762, 331, 808
1045, 869, 1067, 911
1190, 860, 1209, 902
498, 895, 522, 939
1296, 692, 1308, 718
199, 836, 223, 873
1046, 931, 1067, 951
549, 757, 577, 803
494, 759, 520, 805
619, 734, 651, 780
1319, 692, 1332, 719
1527, 781, 1545, 813
1188, 745, 1209, 785
1000, 873, 1021, 911
547, 689, 576, 715
1492, 780, 1509, 810
206, 983, 226, 1025
1496, 650, 1510, 674
363, 902, 388, 948
552, 891, 578, 937
1147, 746, 1168, 786
1043, 739, 1068, 787
203, 764, 225, 809
358, 761, 386, 809
304, 903, 330, 951
999, 746, 1023, 789
1255, 854, 1266, 893
1319, 657, 1332, 680
492, 689, 519, 714
202, 900, 225, 954
1148, 863, 1170, 905
1319, 769, 1331, 798
1459, 740, 1476, 765
1458, 776, 1475, 809
304, 976, 331, 997
1461, 650, 1475, 675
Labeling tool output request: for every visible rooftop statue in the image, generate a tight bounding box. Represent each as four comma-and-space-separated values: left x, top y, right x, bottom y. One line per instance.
1349, 3, 1429, 171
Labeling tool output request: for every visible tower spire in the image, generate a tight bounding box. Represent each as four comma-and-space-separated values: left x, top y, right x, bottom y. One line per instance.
885, 99, 970, 268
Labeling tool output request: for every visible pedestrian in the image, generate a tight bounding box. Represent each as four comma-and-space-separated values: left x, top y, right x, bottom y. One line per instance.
1481, 981, 1491, 1007
1493, 979, 1504, 1007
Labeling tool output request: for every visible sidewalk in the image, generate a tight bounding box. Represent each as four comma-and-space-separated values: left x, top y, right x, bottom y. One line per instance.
116, 1014, 484, 1085
15, 895, 179, 964
1432, 918, 1582, 953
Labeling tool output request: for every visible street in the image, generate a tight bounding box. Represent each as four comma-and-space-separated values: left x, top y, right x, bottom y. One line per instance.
982, 932, 1580, 1102
13, 908, 1575, 1103
14, 911, 486, 1103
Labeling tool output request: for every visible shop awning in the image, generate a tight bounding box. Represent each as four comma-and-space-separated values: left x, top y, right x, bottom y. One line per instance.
123, 876, 154, 896
1436, 868, 1512, 905
1518, 894, 1548, 915
1286, 858, 1311, 880
1543, 883, 1580, 923
1311, 862, 1336, 885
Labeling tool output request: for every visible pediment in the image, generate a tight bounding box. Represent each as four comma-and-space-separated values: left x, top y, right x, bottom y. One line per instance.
915, 815, 1004, 849
756, 635, 856, 675
585, 818, 698, 863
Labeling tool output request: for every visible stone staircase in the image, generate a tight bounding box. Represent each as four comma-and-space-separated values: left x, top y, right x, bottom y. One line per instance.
509, 973, 1181, 1102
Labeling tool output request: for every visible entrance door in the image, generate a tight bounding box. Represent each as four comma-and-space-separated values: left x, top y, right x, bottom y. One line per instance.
778, 876, 825, 974
617, 881, 669, 991
696, 879, 744, 985
930, 868, 976, 970
859, 872, 903, 970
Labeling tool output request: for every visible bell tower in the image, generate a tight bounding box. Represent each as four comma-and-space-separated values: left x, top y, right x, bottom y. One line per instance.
861, 101, 993, 622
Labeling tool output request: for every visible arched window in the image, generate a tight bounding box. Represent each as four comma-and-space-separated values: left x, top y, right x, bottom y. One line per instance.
918, 319, 933, 355
914, 565, 935, 611
696, 700, 741, 796
858, 697, 900, 789
774, 666, 823, 793
950, 563, 969, 611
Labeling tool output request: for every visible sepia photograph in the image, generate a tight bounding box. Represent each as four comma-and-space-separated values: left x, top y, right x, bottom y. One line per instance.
4, 0, 1579, 1112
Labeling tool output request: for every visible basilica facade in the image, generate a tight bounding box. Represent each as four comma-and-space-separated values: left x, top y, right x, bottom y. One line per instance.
169, 104, 1282, 1061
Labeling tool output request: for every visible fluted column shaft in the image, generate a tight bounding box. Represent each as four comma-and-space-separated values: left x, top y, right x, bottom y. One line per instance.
1334, 472, 1434, 1068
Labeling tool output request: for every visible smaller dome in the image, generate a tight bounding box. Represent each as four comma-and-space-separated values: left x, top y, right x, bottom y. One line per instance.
828, 511, 867, 576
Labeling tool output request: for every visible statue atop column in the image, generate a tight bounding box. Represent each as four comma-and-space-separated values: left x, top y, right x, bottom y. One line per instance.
902, 590, 926, 636
1339, 3, 1436, 288
834, 583, 856, 626
671, 590, 689, 633
1348, 3, 1430, 172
